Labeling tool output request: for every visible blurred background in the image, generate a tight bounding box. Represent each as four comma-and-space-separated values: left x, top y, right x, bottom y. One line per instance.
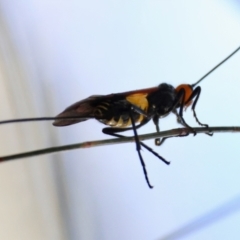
0, 0, 240, 239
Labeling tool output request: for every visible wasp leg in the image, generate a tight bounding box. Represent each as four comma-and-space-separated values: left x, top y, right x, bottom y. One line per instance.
155, 136, 175, 146
131, 103, 172, 148
152, 118, 179, 146
175, 89, 197, 135
131, 103, 166, 146
152, 116, 163, 146
103, 127, 170, 165
173, 109, 192, 138
102, 116, 169, 164
139, 141, 170, 165
153, 110, 186, 146
154, 88, 197, 146
102, 114, 153, 188
157, 108, 191, 146
129, 110, 153, 188
186, 86, 213, 136
102, 109, 170, 188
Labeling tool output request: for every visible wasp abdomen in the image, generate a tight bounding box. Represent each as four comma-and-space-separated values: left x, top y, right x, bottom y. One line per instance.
94, 100, 145, 128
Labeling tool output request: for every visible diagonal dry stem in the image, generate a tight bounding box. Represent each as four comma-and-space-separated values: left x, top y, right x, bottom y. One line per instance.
0, 126, 240, 162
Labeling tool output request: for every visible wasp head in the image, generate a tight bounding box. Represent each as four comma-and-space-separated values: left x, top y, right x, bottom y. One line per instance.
175, 84, 194, 109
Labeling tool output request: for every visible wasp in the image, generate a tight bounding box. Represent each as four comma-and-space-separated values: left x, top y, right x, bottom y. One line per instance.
52, 82, 203, 188
0, 46, 240, 188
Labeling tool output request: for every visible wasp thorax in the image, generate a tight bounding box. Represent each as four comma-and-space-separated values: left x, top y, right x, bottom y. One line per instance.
147, 83, 176, 117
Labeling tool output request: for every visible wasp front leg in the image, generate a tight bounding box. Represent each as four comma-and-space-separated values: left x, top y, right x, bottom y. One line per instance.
187, 86, 213, 136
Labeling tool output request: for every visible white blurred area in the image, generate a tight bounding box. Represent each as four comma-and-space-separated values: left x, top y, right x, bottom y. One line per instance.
0, 1, 240, 240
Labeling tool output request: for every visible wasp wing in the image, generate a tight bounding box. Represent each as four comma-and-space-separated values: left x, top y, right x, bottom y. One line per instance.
53, 95, 105, 126
53, 86, 158, 127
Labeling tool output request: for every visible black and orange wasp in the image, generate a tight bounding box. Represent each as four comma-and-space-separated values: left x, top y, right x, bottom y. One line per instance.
1, 46, 240, 188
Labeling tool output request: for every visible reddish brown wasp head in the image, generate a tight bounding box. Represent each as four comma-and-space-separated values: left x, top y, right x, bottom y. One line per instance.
175, 84, 193, 108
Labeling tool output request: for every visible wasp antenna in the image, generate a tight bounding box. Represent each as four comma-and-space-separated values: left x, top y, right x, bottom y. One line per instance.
192, 45, 240, 88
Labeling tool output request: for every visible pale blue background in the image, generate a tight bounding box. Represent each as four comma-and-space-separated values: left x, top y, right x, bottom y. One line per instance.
0, 1, 240, 239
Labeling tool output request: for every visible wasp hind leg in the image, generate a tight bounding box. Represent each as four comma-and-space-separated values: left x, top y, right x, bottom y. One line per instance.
129, 110, 153, 188
102, 110, 170, 188
102, 123, 170, 165
103, 123, 153, 188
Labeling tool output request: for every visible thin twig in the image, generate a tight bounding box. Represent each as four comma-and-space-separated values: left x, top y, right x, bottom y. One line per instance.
0, 126, 240, 162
